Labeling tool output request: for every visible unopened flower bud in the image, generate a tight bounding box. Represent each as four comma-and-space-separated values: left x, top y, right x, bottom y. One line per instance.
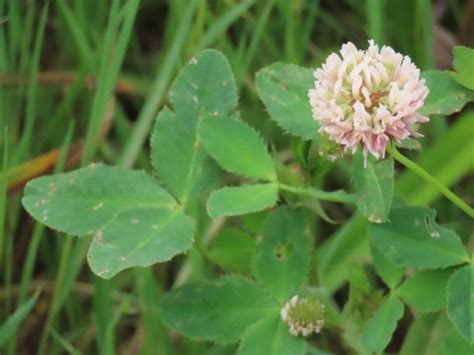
280, 295, 325, 337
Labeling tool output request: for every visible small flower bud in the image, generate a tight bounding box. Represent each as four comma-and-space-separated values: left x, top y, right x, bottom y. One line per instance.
280, 295, 325, 337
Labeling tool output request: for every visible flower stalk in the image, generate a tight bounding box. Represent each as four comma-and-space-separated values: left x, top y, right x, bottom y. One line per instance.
386, 144, 474, 218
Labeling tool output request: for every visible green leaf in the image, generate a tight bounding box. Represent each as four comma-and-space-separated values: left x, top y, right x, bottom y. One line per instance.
352, 154, 394, 223
208, 228, 256, 274
342, 263, 385, 327
22, 164, 176, 236
420, 71, 474, 116
151, 108, 220, 204
238, 315, 306, 355
316, 215, 369, 293
160, 275, 278, 343
361, 296, 404, 355
255, 63, 318, 140
452, 46, 474, 90
199, 115, 276, 181
401, 314, 474, 355
253, 206, 311, 303
151, 49, 237, 204
370, 206, 468, 269
395, 137, 421, 151
207, 183, 278, 218
371, 246, 404, 289
398, 269, 453, 313
87, 207, 194, 279
438, 316, 474, 355
400, 314, 439, 355
447, 264, 474, 343
0, 291, 40, 347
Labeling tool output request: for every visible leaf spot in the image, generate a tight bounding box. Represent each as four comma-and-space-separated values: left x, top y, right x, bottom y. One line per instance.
369, 212, 382, 224
424, 214, 440, 239
131, 219, 139, 224
190, 57, 198, 64
97, 269, 109, 277
93, 202, 104, 211
192, 95, 198, 104
35, 198, 49, 207
190, 82, 198, 90
48, 183, 56, 195
273, 242, 294, 260
96, 231, 104, 244
152, 225, 159, 229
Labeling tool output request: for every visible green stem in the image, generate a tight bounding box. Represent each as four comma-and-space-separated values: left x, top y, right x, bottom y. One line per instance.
38, 237, 73, 355
278, 184, 356, 204
387, 144, 474, 218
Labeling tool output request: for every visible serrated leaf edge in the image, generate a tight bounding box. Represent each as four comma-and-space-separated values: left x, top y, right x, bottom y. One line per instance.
199, 114, 277, 182
446, 264, 473, 344
87, 208, 196, 279
255, 63, 317, 141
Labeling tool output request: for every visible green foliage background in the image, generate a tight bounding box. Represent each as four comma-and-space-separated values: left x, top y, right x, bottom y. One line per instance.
0, 0, 473, 354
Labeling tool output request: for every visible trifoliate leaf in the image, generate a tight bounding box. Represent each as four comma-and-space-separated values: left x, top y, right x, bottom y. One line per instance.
160, 275, 278, 343
22, 164, 176, 236
22, 164, 196, 278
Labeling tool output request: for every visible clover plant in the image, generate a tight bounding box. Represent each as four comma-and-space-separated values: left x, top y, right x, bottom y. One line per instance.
22, 44, 474, 354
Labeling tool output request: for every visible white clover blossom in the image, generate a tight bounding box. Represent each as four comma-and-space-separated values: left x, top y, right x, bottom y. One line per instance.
308, 40, 429, 163
280, 295, 325, 337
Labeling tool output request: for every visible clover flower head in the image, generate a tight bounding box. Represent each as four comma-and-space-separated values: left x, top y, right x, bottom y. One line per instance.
308, 40, 429, 163
280, 295, 325, 337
